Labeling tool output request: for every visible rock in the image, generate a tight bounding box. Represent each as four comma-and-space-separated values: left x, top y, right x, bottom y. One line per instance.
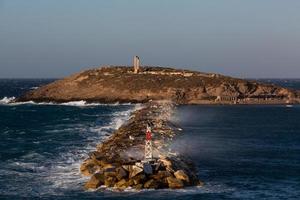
128, 179, 135, 186
97, 158, 114, 168
132, 173, 146, 185
159, 158, 172, 169
103, 164, 115, 171
133, 184, 143, 190
116, 167, 128, 180
166, 177, 184, 189
143, 163, 153, 175
153, 162, 165, 172
134, 162, 144, 168
103, 167, 116, 172
144, 179, 159, 189
80, 159, 100, 176
197, 180, 204, 187
104, 171, 116, 178
104, 176, 117, 187
129, 135, 134, 140
88, 151, 104, 161
122, 165, 130, 172
114, 179, 127, 188
153, 170, 172, 180
174, 170, 190, 184
129, 165, 143, 178
84, 173, 105, 189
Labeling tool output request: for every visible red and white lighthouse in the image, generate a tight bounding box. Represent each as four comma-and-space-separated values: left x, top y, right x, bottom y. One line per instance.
144, 123, 153, 161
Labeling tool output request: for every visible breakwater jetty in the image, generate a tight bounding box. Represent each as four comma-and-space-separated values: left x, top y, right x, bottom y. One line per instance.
80, 101, 202, 190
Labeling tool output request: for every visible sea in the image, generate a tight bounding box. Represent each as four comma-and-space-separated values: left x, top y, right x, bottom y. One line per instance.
0, 79, 299, 200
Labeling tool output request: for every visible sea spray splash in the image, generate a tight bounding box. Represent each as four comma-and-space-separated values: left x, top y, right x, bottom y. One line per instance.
0, 97, 133, 107
0, 102, 137, 197
0, 96, 16, 104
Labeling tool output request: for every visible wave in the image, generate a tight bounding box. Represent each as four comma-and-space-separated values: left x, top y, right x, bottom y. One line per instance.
1, 104, 140, 197
41, 105, 139, 194
0, 96, 16, 104
0, 96, 132, 107
88, 181, 234, 196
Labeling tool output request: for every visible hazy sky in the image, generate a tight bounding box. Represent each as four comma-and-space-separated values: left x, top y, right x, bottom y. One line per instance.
1, 0, 300, 78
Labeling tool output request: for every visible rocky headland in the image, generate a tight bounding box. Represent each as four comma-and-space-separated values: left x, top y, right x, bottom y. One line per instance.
17, 66, 300, 105
81, 100, 202, 190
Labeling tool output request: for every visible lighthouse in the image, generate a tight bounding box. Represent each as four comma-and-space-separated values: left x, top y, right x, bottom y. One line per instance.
144, 122, 153, 162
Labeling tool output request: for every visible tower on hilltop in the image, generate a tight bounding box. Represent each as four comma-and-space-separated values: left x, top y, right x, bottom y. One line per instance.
133, 56, 140, 73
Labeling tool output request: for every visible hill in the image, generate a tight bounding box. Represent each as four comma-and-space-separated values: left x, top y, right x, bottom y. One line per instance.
18, 66, 300, 104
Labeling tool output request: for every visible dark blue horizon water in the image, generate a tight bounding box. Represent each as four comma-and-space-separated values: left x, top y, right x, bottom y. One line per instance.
0, 79, 300, 200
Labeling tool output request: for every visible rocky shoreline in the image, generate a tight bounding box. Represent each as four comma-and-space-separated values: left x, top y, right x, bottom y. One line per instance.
80, 101, 202, 190
17, 66, 300, 105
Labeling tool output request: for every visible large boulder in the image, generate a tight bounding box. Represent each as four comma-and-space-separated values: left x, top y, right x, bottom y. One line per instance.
124, 179, 135, 187
132, 173, 146, 185
84, 173, 105, 189
116, 167, 128, 180
174, 170, 190, 184
102, 164, 115, 171
153, 162, 165, 172
143, 179, 159, 189
152, 170, 172, 180
166, 177, 184, 189
159, 158, 173, 172
133, 184, 143, 190
88, 151, 104, 160
122, 165, 130, 172
129, 165, 143, 178
104, 176, 117, 187
114, 179, 127, 189
80, 159, 100, 176
104, 171, 116, 178
104, 166, 116, 173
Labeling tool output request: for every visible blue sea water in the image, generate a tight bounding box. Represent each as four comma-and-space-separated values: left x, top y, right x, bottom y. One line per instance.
0, 79, 299, 200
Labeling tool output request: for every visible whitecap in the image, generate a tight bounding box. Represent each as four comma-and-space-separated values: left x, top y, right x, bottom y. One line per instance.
3, 99, 133, 107
0, 96, 16, 104
0, 103, 142, 197
60, 100, 89, 106
36, 104, 140, 195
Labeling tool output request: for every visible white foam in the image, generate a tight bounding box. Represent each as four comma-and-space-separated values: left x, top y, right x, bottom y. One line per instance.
60, 100, 89, 106
117, 182, 234, 195
0, 96, 16, 104
0, 97, 132, 107
0, 103, 143, 197
42, 106, 138, 193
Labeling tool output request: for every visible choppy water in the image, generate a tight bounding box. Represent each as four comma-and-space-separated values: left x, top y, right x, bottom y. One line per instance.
0, 79, 299, 199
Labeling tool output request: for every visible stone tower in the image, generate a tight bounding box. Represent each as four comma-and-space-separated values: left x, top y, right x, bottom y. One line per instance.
133, 56, 140, 73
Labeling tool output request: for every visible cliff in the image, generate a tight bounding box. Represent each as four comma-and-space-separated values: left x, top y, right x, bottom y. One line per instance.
18, 66, 300, 104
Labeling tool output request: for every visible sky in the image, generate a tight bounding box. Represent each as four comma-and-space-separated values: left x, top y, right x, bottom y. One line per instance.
1, 0, 300, 78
